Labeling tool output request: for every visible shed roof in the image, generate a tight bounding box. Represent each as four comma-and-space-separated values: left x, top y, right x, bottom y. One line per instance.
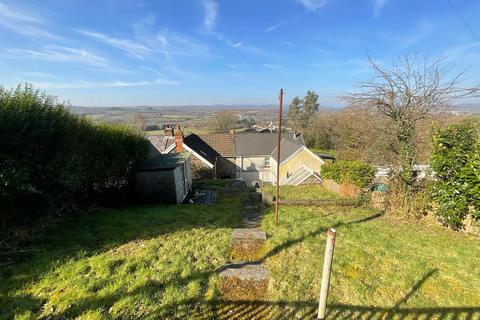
317, 153, 336, 161
136, 153, 190, 171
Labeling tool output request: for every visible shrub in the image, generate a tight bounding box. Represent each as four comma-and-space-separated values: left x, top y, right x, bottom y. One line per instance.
321, 160, 375, 188
0, 84, 149, 226
430, 123, 480, 228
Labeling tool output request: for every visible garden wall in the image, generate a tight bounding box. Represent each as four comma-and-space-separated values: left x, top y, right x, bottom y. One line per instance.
322, 179, 361, 198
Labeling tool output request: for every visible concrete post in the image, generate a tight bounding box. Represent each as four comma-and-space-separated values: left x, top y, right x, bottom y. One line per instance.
318, 228, 336, 319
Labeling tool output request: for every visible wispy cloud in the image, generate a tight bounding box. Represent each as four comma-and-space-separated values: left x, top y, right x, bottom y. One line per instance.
133, 16, 210, 57
0, 2, 60, 39
3, 45, 112, 69
296, 0, 328, 11
227, 40, 263, 54
26, 78, 179, 89
263, 63, 283, 69
76, 29, 151, 59
373, 0, 390, 17
202, 0, 218, 33
140, 66, 163, 76
266, 22, 285, 33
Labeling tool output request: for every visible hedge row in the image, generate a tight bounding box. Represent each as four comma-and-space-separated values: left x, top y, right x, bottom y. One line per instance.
430, 123, 480, 228
321, 160, 375, 188
0, 85, 149, 226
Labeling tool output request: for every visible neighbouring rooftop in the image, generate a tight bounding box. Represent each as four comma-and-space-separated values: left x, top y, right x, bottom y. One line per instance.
136, 152, 191, 171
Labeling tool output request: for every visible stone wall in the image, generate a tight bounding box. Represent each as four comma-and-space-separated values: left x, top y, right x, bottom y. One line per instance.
216, 157, 236, 179
464, 213, 480, 236
190, 157, 213, 179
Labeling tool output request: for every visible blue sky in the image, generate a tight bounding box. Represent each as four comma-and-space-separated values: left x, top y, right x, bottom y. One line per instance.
0, 0, 479, 106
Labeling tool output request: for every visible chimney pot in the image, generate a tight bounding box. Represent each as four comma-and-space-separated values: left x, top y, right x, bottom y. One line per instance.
229, 128, 235, 134
164, 124, 174, 137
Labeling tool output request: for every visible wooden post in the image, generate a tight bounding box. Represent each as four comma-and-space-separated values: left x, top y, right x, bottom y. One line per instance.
318, 228, 336, 319
274, 89, 284, 225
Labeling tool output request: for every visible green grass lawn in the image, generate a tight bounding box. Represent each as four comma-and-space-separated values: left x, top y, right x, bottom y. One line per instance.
2, 182, 479, 319
262, 184, 344, 201
0, 181, 246, 320
261, 204, 480, 319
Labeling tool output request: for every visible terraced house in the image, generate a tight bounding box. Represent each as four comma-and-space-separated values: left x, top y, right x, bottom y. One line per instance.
148, 126, 326, 186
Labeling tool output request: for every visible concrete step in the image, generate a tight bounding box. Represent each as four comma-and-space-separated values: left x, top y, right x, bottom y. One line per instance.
231, 228, 267, 261
247, 192, 262, 203
244, 204, 262, 213
219, 262, 269, 300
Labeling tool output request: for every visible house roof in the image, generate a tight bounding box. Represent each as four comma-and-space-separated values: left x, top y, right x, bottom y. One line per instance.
183, 134, 221, 165
235, 132, 305, 156
197, 133, 236, 157
317, 153, 336, 161
271, 138, 304, 162
146, 135, 176, 154
136, 153, 190, 171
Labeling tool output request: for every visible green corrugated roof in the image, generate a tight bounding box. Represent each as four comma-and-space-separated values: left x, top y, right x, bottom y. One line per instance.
136, 152, 191, 171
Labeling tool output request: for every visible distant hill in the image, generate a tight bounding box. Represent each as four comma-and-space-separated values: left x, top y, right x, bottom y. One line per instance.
70, 104, 279, 112
455, 103, 480, 114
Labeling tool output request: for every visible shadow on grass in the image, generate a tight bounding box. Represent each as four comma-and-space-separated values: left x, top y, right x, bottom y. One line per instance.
177, 300, 480, 320
0, 181, 248, 318
5, 204, 478, 319
151, 268, 480, 319
49, 213, 388, 318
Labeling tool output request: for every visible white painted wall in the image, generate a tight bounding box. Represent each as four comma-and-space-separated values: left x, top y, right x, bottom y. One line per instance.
235, 156, 273, 186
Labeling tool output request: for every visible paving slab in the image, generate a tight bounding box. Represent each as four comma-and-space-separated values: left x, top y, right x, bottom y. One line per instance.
231, 228, 267, 261
219, 262, 269, 300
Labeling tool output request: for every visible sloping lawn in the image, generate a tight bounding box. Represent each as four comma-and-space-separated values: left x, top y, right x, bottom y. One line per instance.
0, 181, 245, 320
262, 184, 343, 201
262, 204, 480, 319
2, 181, 479, 319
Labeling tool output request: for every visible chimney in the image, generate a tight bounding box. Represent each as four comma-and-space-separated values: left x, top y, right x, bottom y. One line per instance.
164, 125, 174, 137
175, 125, 184, 153
229, 128, 235, 134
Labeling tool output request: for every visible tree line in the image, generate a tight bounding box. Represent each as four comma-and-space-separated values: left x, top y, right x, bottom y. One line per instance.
287, 54, 479, 228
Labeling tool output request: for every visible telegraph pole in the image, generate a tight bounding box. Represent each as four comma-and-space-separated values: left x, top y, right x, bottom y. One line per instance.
274, 88, 284, 225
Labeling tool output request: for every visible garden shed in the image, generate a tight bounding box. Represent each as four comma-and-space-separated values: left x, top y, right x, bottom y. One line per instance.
135, 153, 192, 204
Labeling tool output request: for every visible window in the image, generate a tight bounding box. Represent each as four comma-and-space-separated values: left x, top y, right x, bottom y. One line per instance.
264, 156, 270, 167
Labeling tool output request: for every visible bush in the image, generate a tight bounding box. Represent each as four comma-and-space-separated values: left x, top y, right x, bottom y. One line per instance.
0, 84, 149, 226
321, 160, 375, 188
430, 123, 480, 228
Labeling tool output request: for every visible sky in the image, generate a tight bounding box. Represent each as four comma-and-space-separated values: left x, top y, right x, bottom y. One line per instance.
0, 0, 479, 107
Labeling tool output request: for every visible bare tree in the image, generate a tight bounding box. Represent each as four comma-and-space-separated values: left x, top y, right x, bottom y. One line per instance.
343, 54, 479, 190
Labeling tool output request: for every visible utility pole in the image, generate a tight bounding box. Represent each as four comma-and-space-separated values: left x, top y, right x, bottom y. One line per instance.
274, 88, 284, 225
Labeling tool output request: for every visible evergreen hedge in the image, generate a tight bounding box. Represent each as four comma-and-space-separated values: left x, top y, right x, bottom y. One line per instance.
430, 123, 480, 228
0, 85, 149, 226
321, 160, 375, 188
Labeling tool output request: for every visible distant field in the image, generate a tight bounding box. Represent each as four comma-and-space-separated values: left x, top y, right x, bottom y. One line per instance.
143, 127, 211, 136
